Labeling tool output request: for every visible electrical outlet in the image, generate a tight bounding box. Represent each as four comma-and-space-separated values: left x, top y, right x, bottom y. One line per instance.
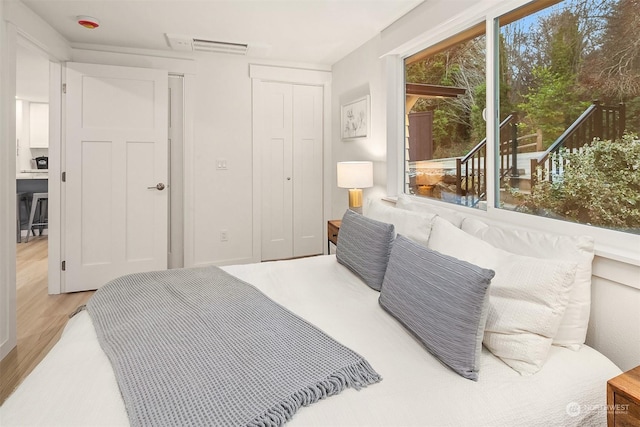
220, 230, 228, 242
216, 159, 228, 170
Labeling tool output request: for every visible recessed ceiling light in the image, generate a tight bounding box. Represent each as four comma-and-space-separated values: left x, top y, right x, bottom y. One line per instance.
77, 15, 99, 29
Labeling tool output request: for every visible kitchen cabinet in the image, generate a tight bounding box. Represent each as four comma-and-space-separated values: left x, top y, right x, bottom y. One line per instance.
29, 102, 49, 148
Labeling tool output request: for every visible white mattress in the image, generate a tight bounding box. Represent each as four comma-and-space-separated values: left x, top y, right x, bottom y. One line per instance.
1, 255, 621, 426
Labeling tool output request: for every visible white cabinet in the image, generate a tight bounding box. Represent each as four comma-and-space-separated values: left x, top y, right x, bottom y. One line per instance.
258, 82, 324, 261
29, 102, 49, 148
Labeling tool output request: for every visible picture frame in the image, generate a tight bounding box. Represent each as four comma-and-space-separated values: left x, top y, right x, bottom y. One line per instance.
341, 95, 370, 140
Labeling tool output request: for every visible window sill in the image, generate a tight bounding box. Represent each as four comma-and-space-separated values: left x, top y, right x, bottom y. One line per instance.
384, 194, 640, 269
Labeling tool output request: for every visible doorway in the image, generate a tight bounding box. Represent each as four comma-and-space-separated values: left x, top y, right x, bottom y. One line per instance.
3, 63, 184, 402
15, 39, 50, 301
2, 37, 66, 403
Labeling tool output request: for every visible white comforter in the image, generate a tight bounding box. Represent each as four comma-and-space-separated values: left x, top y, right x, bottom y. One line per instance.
1, 255, 621, 426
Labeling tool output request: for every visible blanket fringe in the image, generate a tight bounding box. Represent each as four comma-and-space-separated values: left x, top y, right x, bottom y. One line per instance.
247, 359, 381, 427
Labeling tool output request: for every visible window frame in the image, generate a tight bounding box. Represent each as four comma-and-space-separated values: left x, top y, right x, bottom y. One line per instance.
386, 0, 640, 261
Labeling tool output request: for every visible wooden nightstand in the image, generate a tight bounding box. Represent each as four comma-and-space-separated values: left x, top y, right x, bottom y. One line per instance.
327, 220, 341, 253
608, 365, 640, 427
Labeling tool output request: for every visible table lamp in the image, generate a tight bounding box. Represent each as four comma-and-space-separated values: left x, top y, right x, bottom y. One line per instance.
337, 161, 373, 214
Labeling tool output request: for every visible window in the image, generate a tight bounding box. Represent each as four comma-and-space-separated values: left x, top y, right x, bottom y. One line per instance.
404, 25, 487, 209
402, 0, 639, 234
498, 0, 639, 234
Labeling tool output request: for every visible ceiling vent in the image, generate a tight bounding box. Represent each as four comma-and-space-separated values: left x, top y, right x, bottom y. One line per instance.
193, 39, 248, 55
165, 34, 248, 55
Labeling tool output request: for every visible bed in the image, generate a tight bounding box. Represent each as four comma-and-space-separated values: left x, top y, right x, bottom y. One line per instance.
0, 201, 620, 426
0, 251, 621, 426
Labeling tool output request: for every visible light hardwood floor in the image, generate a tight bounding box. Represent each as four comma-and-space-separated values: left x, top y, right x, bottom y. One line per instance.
0, 237, 94, 405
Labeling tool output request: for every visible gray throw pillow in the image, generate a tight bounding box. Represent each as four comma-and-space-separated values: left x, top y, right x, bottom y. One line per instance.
379, 235, 495, 381
336, 209, 395, 291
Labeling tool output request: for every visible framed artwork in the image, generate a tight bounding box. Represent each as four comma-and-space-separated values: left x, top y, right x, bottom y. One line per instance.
341, 95, 370, 140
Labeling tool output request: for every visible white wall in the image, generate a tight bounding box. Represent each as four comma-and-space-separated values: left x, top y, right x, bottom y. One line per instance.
189, 54, 254, 266
16, 42, 49, 102
330, 0, 640, 372
589, 272, 640, 371
330, 35, 388, 219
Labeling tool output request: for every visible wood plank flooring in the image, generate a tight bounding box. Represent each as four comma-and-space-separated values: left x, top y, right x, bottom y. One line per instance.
0, 237, 95, 405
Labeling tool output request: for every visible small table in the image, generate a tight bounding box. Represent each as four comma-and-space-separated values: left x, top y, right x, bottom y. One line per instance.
327, 220, 341, 253
607, 365, 640, 426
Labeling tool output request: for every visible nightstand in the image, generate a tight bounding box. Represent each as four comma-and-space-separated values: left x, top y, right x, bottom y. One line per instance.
327, 220, 341, 253
607, 365, 640, 426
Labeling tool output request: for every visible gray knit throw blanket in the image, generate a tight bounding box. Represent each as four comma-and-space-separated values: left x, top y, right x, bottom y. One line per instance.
85, 266, 381, 427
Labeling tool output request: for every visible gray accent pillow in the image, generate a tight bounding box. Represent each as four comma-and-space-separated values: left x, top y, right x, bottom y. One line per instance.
336, 209, 395, 291
379, 235, 495, 381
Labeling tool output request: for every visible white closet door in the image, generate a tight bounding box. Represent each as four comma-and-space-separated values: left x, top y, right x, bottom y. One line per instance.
64, 62, 168, 292
261, 82, 294, 261
292, 84, 323, 257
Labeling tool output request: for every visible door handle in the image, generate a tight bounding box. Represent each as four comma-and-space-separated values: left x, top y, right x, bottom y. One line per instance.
148, 183, 166, 191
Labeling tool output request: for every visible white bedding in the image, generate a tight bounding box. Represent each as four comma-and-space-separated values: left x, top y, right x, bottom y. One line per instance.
1, 255, 621, 426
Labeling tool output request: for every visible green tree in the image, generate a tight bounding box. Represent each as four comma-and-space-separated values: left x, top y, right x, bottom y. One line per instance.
580, 0, 640, 133
405, 37, 487, 158
548, 10, 584, 77
517, 10, 589, 146
519, 67, 590, 147
590, 0, 640, 100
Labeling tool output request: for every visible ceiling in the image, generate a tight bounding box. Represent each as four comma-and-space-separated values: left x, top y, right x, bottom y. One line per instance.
19, 0, 424, 65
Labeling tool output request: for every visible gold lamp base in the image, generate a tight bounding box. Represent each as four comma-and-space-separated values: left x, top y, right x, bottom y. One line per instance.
348, 188, 363, 214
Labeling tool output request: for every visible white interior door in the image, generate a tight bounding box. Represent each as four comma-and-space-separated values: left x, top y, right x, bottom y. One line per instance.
64, 62, 168, 292
261, 82, 293, 261
292, 84, 323, 257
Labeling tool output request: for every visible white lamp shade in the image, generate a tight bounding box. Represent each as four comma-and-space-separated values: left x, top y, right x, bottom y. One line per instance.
337, 161, 373, 189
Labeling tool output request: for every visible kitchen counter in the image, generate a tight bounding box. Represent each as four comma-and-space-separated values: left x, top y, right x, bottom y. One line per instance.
17, 170, 48, 180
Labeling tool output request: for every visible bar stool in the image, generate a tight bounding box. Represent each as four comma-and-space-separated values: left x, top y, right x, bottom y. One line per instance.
16, 192, 31, 243
25, 192, 48, 243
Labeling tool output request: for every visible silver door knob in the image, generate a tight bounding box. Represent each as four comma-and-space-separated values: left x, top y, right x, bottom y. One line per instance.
148, 183, 165, 191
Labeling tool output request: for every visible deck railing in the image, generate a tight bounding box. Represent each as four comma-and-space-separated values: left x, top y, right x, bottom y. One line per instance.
530, 101, 626, 185
456, 114, 518, 206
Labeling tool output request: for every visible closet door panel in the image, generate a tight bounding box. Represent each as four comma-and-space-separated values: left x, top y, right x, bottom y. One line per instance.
292, 85, 323, 257
261, 83, 293, 261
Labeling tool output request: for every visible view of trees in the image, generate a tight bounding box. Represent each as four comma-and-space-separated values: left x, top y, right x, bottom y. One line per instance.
406, 37, 487, 158
404, 0, 639, 231
406, 0, 640, 157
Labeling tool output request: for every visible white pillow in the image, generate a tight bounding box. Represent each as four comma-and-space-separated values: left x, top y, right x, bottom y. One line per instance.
461, 217, 594, 351
428, 217, 577, 375
395, 194, 465, 228
365, 199, 436, 247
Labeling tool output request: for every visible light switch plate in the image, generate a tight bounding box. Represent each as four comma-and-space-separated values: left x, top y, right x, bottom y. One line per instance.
216, 159, 228, 170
